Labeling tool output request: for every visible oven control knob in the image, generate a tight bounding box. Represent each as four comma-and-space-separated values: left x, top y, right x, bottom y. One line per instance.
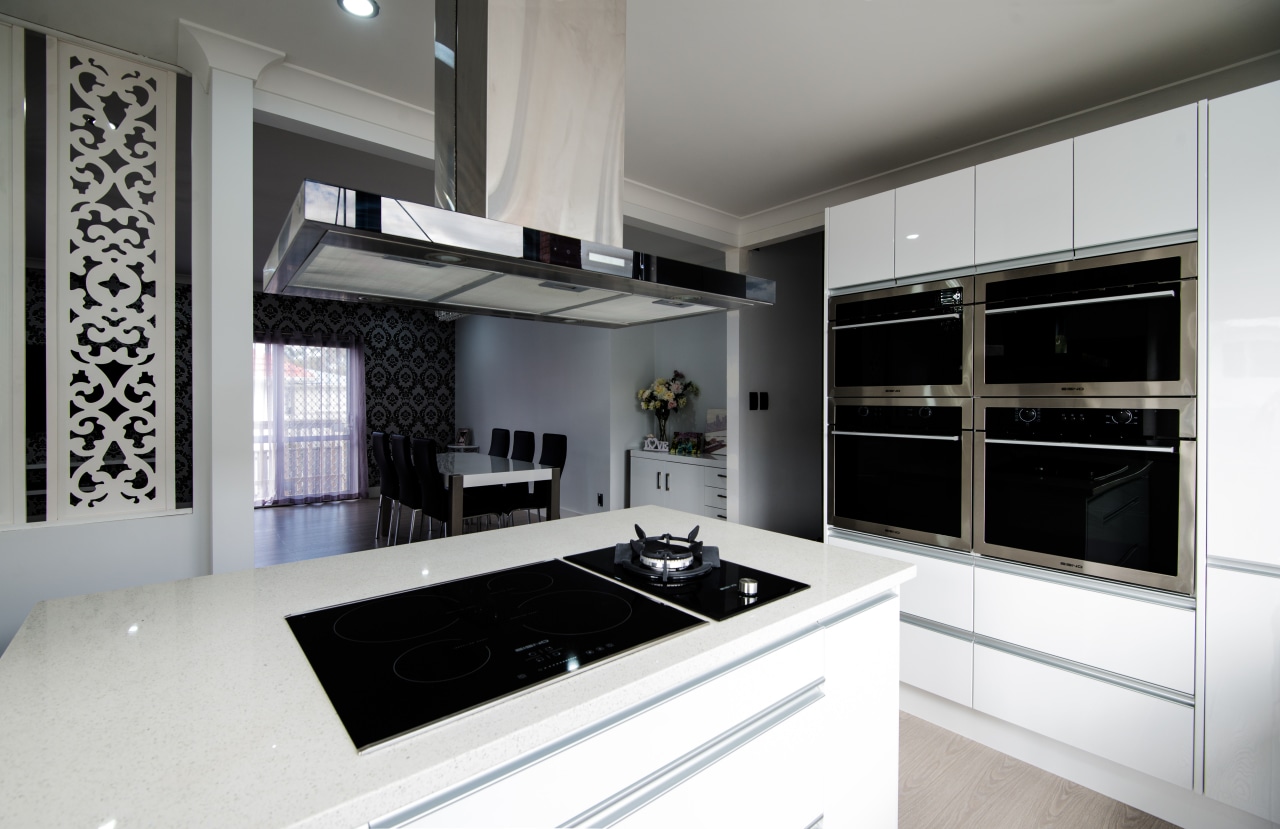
1111, 410, 1134, 425
857, 407, 870, 417
738, 578, 758, 596
918, 407, 932, 418
1017, 408, 1038, 423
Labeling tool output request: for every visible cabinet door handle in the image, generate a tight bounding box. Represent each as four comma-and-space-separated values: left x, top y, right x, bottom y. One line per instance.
717, 473, 727, 479
717, 493, 726, 499
716, 514, 726, 520
656, 471, 661, 490
664, 473, 670, 491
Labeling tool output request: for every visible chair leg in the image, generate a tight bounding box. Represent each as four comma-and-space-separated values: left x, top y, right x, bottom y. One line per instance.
408, 509, 419, 542
392, 502, 402, 544
374, 494, 385, 541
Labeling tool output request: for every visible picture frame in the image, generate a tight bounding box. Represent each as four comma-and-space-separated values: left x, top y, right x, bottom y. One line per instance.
670, 431, 704, 457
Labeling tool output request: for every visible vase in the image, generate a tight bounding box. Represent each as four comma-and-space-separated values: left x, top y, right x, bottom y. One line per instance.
654, 410, 670, 443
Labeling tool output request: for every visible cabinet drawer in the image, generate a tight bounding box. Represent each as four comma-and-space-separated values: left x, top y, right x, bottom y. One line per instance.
846, 544, 973, 630
974, 567, 1193, 693
703, 485, 727, 510
702, 468, 729, 488
901, 620, 972, 707
974, 644, 1193, 788
701, 503, 728, 521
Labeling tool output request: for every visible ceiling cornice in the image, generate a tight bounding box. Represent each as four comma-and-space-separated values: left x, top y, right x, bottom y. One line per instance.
177, 19, 284, 93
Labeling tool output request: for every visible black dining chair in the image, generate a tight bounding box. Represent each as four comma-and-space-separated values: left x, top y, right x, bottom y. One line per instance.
370, 431, 399, 542
390, 434, 423, 543
488, 428, 511, 458
511, 430, 535, 463
411, 437, 452, 538
502, 430, 537, 525
516, 433, 566, 523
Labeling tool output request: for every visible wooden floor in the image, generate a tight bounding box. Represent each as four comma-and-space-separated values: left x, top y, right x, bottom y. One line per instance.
253, 498, 537, 567
900, 712, 1181, 829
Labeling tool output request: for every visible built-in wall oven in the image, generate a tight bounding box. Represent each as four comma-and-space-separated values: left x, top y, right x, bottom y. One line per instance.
976, 243, 1197, 397
829, 277, 973, 398
829, 398, 972, 551
975, 398, 1195, 595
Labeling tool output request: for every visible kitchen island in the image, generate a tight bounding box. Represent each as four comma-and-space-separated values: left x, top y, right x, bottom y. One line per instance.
0, 506, 912, 828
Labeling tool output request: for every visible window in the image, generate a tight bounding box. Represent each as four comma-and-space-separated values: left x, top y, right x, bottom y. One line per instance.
252, 335, 367, 505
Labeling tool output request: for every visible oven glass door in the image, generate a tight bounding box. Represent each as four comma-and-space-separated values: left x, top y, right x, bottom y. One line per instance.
829, 280, 971, 397
977, 244, 1196, 396
829, 401, 971, 550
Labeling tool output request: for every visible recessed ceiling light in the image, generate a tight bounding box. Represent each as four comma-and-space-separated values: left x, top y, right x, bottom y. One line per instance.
338, 0, 379, 18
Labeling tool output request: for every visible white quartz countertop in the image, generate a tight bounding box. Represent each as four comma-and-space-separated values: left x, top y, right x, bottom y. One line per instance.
0, 506, 912, 829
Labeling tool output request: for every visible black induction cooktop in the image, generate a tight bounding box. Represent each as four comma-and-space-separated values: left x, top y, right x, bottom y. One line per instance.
286, 558, 705, 752
563, 546, 810, 621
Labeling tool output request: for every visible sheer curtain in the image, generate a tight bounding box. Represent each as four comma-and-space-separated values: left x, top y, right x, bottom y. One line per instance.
253, 333, 367, 506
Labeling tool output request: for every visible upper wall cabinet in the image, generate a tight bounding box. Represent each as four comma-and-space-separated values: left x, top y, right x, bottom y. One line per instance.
1074, 104, 1198, 250
827, 191, 895, 290
895, 168, 975, 280
975, 141, 1073, 265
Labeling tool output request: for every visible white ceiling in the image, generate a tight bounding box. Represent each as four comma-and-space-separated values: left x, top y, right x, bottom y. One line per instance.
6, 0, 1280, 221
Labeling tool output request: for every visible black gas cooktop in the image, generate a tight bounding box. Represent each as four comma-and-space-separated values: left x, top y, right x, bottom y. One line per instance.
287, 558, 704, 751
563, 529, 809, 621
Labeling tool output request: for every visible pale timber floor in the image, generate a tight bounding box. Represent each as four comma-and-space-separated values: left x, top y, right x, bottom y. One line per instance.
899, 712, 1182, 829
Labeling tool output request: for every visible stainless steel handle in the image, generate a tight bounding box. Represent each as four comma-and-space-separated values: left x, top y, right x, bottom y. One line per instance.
655, 471, 661, 490
831, 311, 958, 331
664, 473, 670, 491
984, 438, 1176, 454
832, 430, 960, 442
984, 289, 1175, 316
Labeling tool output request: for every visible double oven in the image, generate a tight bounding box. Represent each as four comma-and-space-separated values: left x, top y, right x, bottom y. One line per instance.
829, 242, 1198, 595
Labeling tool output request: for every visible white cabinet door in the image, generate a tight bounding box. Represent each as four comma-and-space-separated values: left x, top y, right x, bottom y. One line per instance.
974, 567, 1195, 694
973, 645, 1193, 788
975, 140, 1073, 265
827, 191, 895, 290
860, 545, 973, 630
895, 167, 975, 280
1207, 80, 1280, 569
1074, 103, 1198, 249
1204, 567, 1280, 823
900, 621, 973, 707
629, 456, 667, 508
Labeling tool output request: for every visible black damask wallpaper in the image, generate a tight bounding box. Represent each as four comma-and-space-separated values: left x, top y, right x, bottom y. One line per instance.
252, 293, 455, 488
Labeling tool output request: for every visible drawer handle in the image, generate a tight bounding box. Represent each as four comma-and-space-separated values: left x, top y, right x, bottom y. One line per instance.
717, 474, 727, 479
716, 493, 726, 499
716, 514, 726, 520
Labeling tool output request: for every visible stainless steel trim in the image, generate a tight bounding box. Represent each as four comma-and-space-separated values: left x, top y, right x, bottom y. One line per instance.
829, 277, 973, 399
833, 396, 974, 431
974, 249, 1074, 276
832, 311, 960, 330
1073, 230, 1198, 261
984, 289, 1176, 315
974, 426, 1197, 596
974, 637, 1195, 707
900, 612, 975, 643
803, 815, 824, 829
1207, 556, 1280, 580
370, 599, 879, 829
827, 527, 978, 567
973, 555, 1196, 610
897, 264, 978, 284
974, 242, 1197, 398
984, 438, 1176, 454
975, 398, 1196, 439
828, 277, 895, 298
562, 681, 826, 827
832, 430, 960, 442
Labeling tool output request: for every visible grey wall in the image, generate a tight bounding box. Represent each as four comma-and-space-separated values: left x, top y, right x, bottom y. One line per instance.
652, 314, 727, 441
734, 232, 825, 541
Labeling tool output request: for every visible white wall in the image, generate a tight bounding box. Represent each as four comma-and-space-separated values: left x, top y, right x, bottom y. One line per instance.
651, 313, 727, 440
609, 326, 654, 510
454, 316, 613, 517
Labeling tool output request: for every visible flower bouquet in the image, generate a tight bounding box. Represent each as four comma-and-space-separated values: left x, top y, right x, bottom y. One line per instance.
637, 370, 699, 443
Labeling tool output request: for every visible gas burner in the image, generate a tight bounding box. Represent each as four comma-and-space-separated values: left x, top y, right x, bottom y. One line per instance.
617, 524, 720, 582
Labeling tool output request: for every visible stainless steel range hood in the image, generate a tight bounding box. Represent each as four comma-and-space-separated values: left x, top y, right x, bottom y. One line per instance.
262, 181, 775, 327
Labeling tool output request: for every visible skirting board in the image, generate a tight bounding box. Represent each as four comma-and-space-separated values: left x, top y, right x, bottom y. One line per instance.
900, 684, 1277, 829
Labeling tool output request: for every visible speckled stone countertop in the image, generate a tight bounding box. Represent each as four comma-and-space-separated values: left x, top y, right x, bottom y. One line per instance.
0, 506, 912, 829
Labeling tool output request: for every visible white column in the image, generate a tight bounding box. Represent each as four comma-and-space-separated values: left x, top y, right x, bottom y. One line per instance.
179, 22, 283, 574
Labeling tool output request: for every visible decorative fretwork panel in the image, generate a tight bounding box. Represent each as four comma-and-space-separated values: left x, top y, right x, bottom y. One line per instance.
52, 42, 174, 517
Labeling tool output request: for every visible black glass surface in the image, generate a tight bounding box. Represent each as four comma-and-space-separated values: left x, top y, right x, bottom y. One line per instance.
563, 549, 809, 621
831, 404, 966, 538
832, 295, 964, 389
286, 559, 704, 751
984, 274, 1185, 386
983, 407, 1184, 576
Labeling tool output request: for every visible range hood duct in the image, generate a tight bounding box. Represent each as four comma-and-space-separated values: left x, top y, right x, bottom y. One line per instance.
262, 1, 775, 327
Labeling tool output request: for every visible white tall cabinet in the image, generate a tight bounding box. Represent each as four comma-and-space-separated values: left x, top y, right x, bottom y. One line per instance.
974, 140, 1073, 265
1203, 78, 1280, 824
827, 191, 894, 290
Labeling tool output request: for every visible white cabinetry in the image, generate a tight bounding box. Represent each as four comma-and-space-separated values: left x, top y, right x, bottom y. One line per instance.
1073, 103, 1198, 250
701, 466, 728, 521
1203, 566, 1280, 823
894, 167, 975, 280
975, 140, 1073, 265
827, 191, 895, 290
1207, 79, 1280, 570
628, 452, 726, 518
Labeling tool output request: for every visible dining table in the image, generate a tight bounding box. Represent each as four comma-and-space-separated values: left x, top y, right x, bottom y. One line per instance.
436, 452, 560, 536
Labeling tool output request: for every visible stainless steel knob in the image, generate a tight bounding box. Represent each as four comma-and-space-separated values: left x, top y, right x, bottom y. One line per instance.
738, 577, 758, 596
